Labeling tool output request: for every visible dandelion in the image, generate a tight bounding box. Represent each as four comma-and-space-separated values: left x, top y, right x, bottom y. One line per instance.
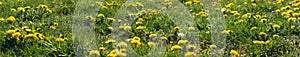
174, 26, 180, 31
107, 50, 118, 57
147, 42, 156, 47
6, 16, 16, 22
46, 9, 53, 13
288, 17, 296, 22
98, 47, 105, 51
260, 19, 267, 23
161, 36, 168, 40
105, 38, 115, 44
273, 34, 279, 38
136, 21, 142, 24
11, 8, 16, 12
17, 7, 25, 12
187, 45, 196, 50
0, 18, 4, 22
0, 1, 2, 5
222, 30, 233, 35
290, 25, 295, 30
259, 32, 267, 36
117, 42, 127, 47
250, 27, 257, 31
188, 27, 195, 31
184, 52, 197, 57
55, 38, 65, 42
265, 40, 271, 44
89, 50, 100, 56
54, 22, 58, 26
272, 24, 280, 29
185, 1, 192, 5
107, 27, 114, 31
6, 30, 16, 34
253, 40, 265, 44
12, 32, 21, 38
136, 26, 145, 30
149, 34, 157, 38
210, 44, 217, 48
107, 18, 115, 21
123, 26, 131, 30
37, 4, 48, 9
24, 6, 31, 9
50, 26, 56, 30
230, 50, 240, 57
97, 13, 105, 17
130, 40, 142, 47
178, 40, 188, 45
171, 45, 181, 51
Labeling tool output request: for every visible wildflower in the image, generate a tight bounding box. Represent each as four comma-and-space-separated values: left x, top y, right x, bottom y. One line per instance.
6, 30, 16, 34
17, 7, 25, 12
275, 9, 281, 13
55, 38, 65, 42
99, 47, 105, 51
24, 6, 31, 9
290, 25, 296, 30
107, 50, 118, 57
174, 26, 180, 31
107, 18, 115, 21
12, 32, 21, 38
253, 40, 265, 44
6, 16, 16, 22
210, 44, 217, 48
260, 19, 267, 23
188, 27, 195, 31
24, 34, 37, 38
184, 52, 197, 57
161, 36, 168, 40
11, 8, 16, 12
46, 9, 52, 13
105, 39, 115, 44
178, 40, 188, 45
123, 26, 131, 30
230, 50, 240, 57
273, 34, 279, 38
107, 27, 114, 31
272, 24, 280, 29
89, 50, 100, 56
136, 21, 142, 24
288, 17, 296, 22
37, 4, 48, 9
136, 26, 145, 30
149, 34, 157, 38
265, 40, 271, 44
97, 13, 104, 17
171, 45, 181, 51
101, 5, 108, 9
185, 1, 192, 5
54, 22, 58, 26
259, 32, 267, 36
0, 1, 2, 5
250, 27, 257, 30
147, 42, 156, 47
222, 30, 233, 35
130, 40, 142, 47
117, 42, 127, 47
50, 26, 56, 30
187, 45, 196, 49
0, 18, 4, 22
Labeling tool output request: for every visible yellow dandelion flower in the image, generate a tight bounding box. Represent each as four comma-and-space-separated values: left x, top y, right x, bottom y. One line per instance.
24, 6, 31, 9
149, 34, 157, 38
188, 27, 195, 31
11, 8, 16, 12
55, 38, 65, 42
147, 42, 156, 47
6, 16, 16, 22
123, 26, 131, 30
290, 25, 296, 30
12, 32, 21, 38
136, 26, 145, 30
46, 9, 52, 13
50, 26, 56, 30
107, 18, 115, 21
17, 7, 25, 12
260, 19, 267, 23
6, 30, 16, 34
174, 26, 180, 31
37, 4, 48, 9
178, 40, 188, 45
265, 40, 271, 44
0, 1, 2, 5
117, 42, 127, 47
273, 34, 279, 38
185, 1, 192, 5
97, 13, 104, 17
250, 27, 257, 31
273, 24, 280, 29
210, 44, 217, 48
135, 21, 142, 24
171, 45, 181, 51
107, 50, 118, 57
184, 52, 197, 57
101, 5, 108, 9
259, 32, 267, 36
288, 17, 296, 22
130, 40, 142, 47
253, 40, 265, 44
0, 18, 4, 22
107, 27, 114, 31
99, 47, 105, 51
54, 22, 58, 26
187, 45, 196, 50
89, 50, 100, 56
161, 36, 168, 40
105, 39, 115, 44
230, 50, 240, 57
275, 9, 281, 13
222, 30, 233, 35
